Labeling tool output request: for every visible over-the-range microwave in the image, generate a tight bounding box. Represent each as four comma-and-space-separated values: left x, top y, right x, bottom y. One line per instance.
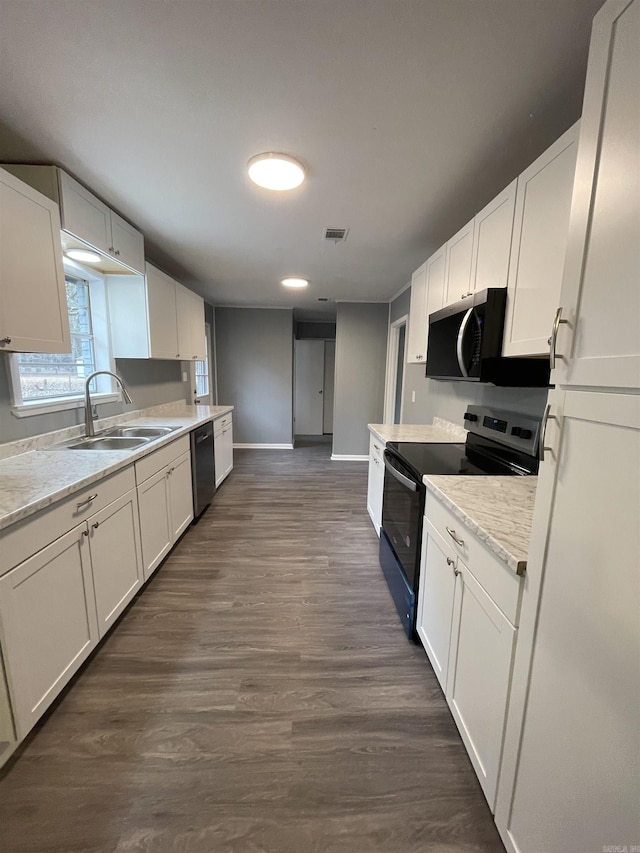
425, 288, 550, 387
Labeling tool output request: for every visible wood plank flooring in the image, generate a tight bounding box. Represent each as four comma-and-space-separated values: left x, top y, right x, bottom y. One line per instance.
0, 439, 504, 852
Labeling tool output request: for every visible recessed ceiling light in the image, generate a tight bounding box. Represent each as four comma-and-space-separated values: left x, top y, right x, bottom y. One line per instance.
248, 153, 305, 191
66, 248, 101, 264
282, 277, 308, 288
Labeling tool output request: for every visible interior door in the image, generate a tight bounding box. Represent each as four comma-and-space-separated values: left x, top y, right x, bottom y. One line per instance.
294, 339, 324, 435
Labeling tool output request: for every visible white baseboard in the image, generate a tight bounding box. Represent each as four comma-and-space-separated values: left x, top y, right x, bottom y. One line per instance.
330, 454, 369, 461
233, 443, 294, 450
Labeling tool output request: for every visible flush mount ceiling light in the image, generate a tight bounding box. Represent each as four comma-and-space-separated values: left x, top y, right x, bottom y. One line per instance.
281, 277, 308, 288
66, 248, 101, 264
248, 153, 305, 191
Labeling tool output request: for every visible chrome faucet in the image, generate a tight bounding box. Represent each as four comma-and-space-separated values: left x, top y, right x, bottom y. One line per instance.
84, 371, 133, 437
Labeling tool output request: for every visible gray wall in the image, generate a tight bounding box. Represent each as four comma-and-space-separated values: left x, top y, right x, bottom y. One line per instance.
390, 286, 411, 323
333, 303, 388, 456
295, 321, 336, 340
215, 307, 294, 445
401, 363, 548, 426
0, 354, 189, 444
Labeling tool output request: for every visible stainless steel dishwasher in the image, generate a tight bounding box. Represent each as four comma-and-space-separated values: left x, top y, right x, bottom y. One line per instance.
190, 421, 215, 518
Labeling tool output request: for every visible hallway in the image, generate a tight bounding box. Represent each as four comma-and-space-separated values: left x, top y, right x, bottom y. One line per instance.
0, 442, 503, 852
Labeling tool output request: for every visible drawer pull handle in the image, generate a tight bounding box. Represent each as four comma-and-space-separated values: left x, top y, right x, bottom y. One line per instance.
373, 443, 380, 452
77, 493, 98, 509
446, 526, 464, 546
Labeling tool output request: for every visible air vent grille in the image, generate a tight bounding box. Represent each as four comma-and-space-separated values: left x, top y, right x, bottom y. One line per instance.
323, 227, 349, 243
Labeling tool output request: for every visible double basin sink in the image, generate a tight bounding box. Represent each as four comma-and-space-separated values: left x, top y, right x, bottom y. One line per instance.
50, 425, 180, 452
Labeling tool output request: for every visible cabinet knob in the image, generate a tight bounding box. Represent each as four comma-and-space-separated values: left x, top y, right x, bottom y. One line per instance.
108, 246, 115, 253
92, 521, 100, 529
193, 355, 197, 360
115, 249, 120, 256
0, 337, 11, 345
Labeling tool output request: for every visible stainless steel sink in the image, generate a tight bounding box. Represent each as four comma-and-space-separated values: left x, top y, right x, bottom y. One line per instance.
51, 436, 151, 451
101, 425, 178, 438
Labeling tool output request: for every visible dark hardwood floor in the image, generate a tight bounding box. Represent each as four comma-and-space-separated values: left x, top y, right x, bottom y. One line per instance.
0, 440, 504, 852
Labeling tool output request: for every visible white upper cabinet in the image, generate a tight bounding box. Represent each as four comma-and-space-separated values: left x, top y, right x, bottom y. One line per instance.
502, 122, 580, 357
552, 0, 639, 390
471, 179, 517, 294
407, 245, 447, 365
176, 283, 206, 362
443, 219, 474, 305
108, 262, 205, 361
1, 165, 145, 275
407, 265, 427, 363
0, 167, 70, 354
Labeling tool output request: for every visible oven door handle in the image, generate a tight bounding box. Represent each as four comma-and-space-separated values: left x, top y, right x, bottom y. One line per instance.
384, 457, 417, 492
456, 307, 474, 378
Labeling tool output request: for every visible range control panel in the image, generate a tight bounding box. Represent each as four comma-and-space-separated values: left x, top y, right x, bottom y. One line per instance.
463, 405, 541, 456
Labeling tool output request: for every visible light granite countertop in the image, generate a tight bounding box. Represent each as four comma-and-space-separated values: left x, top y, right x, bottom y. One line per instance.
368, 417, 466, 444
0, 403, 233, 532
423, 475, 537, 574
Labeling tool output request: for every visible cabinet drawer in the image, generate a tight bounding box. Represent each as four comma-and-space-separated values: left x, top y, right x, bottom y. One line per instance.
135, 435, 190, 484
214, 413, 232, 437
0, 466, 135, 575
369, 433, 385, 462
424, 491, 522, 624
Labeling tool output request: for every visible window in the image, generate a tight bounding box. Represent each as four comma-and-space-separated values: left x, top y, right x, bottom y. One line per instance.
194, 332, 210, 400
10, 264, 117, 416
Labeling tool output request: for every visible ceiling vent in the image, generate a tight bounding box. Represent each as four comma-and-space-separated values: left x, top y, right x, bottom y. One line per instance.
323, 227, 349, 243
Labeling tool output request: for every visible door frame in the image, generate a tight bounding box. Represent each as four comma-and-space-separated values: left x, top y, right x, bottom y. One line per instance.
383, 314, 408, 424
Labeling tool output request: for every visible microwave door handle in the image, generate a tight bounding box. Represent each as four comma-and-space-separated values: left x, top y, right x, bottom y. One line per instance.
456, 307, 474, 378
384, 457, 417, 492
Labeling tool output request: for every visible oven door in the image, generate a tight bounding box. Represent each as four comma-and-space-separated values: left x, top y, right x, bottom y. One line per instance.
381, 450, 425, 591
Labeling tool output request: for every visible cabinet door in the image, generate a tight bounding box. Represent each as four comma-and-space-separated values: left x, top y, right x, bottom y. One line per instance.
0, 526, 98, 739
222, 422, 234, 480
110, 211, 145, 275
88, 489, 143, 637
424, 246, 446, 357
366, 453, 384, 535
496, 389, 640, 852
447, 562, 516, 811
471, 179, 517, 293
444, 219, 474, 305
175, 283, 194, 360
137, 467, 172, 581
146, 263, 179, 360
416, 520, 457, 691
553, 1, 639, 389
168, 450, 194, 541
0, 168, 70, 354
58, 170, 112, 255
502, 123, 579, 357
188, 290, 206, 361
406, 263, 427, 363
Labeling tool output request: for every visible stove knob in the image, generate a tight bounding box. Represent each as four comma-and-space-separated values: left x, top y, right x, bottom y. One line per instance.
511, 426, 522, 437
520, 429, 533, 440
464, 412, 478, 422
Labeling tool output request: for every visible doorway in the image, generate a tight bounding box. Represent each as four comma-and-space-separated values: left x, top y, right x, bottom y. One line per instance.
294, 339, 335, 438
383, 315, 408, 424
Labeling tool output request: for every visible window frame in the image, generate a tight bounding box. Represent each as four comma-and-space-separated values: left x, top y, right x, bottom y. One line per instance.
9, 259, 120, 418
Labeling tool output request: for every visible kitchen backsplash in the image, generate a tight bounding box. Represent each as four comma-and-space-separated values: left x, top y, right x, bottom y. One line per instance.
401, 362, 549, 427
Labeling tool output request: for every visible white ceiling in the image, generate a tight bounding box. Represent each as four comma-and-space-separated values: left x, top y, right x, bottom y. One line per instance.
0, 0, 604, 318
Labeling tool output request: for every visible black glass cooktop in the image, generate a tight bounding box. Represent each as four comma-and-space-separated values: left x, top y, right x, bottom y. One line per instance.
387, 435, 537, 480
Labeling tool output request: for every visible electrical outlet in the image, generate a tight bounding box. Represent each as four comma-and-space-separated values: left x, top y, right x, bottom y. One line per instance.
411, 390, 416, 403
182, 372, 188, 382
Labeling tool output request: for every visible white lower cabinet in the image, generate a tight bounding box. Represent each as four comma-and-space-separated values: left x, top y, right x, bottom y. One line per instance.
417, 491, 522, 812
366, 432, 385, 535
447, 562, 516, 809
0, 525, 98, 739
136, 437, 194, 580
214, 413, 233, 487
416, 520, 457, 690
88, 488, 144, 638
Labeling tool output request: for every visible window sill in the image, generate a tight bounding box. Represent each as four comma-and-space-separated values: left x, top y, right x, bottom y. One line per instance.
11, 393, 122, 419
